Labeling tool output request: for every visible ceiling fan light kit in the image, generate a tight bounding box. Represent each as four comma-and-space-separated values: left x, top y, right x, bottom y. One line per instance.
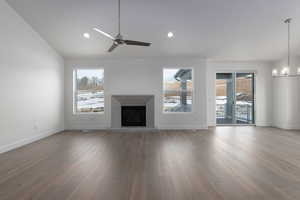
83, 33, 90, 39
272, 18, 300, 78
93, 0, 151, 52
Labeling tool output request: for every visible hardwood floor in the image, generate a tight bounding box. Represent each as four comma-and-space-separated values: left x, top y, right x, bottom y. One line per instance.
1, 127, 300, 200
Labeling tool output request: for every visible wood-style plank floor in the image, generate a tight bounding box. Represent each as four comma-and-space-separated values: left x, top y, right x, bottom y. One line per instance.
1, 127, 300, 200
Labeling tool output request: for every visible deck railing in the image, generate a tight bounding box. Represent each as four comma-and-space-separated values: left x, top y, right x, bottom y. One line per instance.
216, 102, 252, 123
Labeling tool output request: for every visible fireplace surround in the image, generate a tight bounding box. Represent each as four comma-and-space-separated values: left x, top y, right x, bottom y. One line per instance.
111, 95, 155, 129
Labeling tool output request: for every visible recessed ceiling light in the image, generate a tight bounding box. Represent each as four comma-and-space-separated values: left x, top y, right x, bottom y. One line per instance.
83, 33, 90, 39
167, 32, 174, 38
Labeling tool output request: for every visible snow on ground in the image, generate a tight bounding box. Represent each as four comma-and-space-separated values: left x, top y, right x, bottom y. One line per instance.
163, 96, 192, 112
77, 91, 104, 111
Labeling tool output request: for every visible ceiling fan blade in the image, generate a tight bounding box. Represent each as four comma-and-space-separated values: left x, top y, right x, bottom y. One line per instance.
124, 40, 151, 46
93, 28, 115, 40
108, 42, 119, 52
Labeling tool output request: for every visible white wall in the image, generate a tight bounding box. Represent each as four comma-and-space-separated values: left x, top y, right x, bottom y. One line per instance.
272, 57, 300, 129
65, 58, 276, 130
206, 61, 273, 126
0, 0, 64, 153
64, 57, 207, 130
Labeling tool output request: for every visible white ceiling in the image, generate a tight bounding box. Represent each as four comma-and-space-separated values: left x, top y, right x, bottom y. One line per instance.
6, 0, 300, 60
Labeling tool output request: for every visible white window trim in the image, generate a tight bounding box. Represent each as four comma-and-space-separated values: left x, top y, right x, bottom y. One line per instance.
162, 67, 194, 114
73, 68, 105, 115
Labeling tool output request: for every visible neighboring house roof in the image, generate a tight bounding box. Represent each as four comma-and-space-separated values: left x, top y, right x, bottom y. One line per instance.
174, 69, 192, 81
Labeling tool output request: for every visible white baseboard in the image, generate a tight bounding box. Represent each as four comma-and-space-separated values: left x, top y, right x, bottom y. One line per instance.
65, 124, 109, 130
256, 121, 272, 127
0, 128, 63, 154
66, 123, 209, 131
66, 125, 209, 132
108, 127, 159, 132
273, 122, 300, 130
208, 122, 216, 127
159, 124, 208, 130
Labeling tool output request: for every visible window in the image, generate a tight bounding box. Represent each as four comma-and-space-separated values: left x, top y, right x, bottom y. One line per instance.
163, 68, 193, 113
74, 69, 104, 114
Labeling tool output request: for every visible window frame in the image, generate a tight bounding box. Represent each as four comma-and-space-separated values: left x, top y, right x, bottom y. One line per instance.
73, 68, 105, 115
162, 67, 194, 114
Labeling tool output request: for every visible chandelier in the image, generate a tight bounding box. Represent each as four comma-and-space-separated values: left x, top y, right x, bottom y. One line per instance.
272, 18, 300, 77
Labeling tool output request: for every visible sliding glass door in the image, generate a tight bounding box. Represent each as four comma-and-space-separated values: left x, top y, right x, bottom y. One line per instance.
216, 73, 255, 125
216, 73, 235, 124
235, 73, 255, 124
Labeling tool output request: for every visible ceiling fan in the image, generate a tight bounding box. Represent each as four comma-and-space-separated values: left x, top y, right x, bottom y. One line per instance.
93, 0, 151, 52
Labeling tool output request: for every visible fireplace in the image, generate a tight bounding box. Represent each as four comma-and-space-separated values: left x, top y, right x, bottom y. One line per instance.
111, 95, 154, 129
121, 106, 146, 127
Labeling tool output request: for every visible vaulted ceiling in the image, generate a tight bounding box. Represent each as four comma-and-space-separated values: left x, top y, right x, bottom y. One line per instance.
6, 0, 300, 60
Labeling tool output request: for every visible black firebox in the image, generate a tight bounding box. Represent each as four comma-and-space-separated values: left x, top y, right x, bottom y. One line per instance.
121, 106, 146, 127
